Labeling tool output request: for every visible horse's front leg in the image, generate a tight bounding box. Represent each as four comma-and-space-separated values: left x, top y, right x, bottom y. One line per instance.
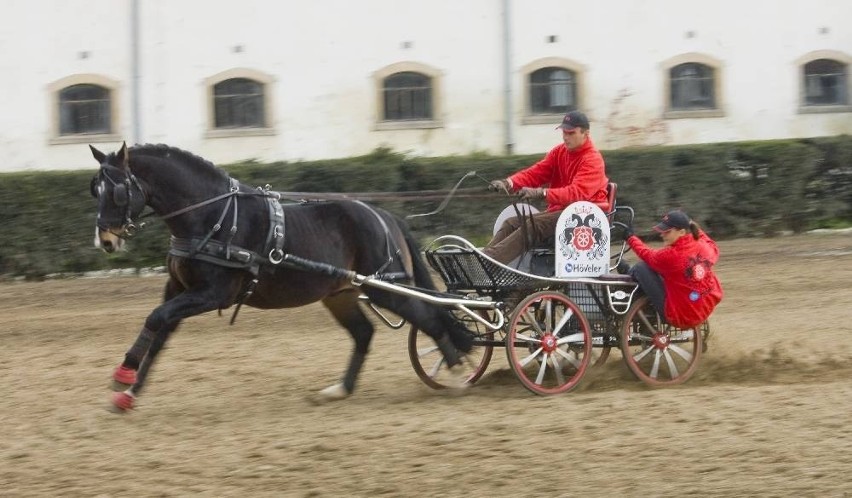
111, 278, 183, 391
109, 286, 227, 412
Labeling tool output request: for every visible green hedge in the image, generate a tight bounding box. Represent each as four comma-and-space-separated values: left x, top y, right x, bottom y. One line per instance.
1, 136, 850, 279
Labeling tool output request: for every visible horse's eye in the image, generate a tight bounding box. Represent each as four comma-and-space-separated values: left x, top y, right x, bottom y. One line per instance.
90, 177, 98, 198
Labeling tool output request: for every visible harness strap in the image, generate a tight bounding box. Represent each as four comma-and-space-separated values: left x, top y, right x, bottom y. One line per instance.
265, 196, 286, 264
169, 237, 262, 274
352, 200, 408, 279
159, 180, 240, 220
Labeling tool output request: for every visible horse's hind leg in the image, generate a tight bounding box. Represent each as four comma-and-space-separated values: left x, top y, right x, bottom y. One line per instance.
317, 290, 375, 401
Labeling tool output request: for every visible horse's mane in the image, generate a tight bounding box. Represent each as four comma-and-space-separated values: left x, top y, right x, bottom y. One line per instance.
125, 143, 229, 182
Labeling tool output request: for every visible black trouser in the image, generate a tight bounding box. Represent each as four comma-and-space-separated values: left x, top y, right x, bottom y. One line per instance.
628, 262, 667, 322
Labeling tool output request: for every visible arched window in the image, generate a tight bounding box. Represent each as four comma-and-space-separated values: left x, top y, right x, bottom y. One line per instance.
670, 63, 716, 110
59, 84, 111, 135
530, 67, 577, 114
213, 78, 266, 128
382, 71, 433, 121
803, 58, 847, 106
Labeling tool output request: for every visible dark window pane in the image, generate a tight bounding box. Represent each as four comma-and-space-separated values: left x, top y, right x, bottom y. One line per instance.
670, 63, 716, 110
59, 84, 111, 135
530, 67, 576, 114
383, 72, 432, 120
804, 59, 847, 106
213, 78, 265, 128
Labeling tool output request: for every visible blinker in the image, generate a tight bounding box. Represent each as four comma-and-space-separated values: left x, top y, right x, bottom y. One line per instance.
113, 183, 129, 207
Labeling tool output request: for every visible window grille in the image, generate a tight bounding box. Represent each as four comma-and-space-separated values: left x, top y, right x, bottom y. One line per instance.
59, 84, 111, 135
213, 78, 265, 128
670, 63, 716, 110
804, 59, 847, 106
383, 72, 432, 120
530, 67, 576, 114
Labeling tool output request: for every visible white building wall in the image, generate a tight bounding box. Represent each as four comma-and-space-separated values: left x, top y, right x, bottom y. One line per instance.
0, 0, 849, 171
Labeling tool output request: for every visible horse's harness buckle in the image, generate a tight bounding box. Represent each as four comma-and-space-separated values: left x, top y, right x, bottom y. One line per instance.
268, 248, 284, 265
124, 222, 140, 237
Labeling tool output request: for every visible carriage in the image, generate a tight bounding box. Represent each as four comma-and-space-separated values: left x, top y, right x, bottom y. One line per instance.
402, 186, 709, 395
91, 143, 709, 411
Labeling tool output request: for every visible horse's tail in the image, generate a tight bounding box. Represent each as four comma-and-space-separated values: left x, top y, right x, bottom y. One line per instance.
399, 223, 473, 354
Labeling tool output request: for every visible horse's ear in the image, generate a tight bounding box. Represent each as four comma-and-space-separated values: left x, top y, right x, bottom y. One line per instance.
90, 145, 106, 164
116, 142, 129, 169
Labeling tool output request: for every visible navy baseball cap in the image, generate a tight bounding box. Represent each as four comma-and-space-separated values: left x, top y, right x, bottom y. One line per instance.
653, 210, 691, 232
556, 111, 590, 130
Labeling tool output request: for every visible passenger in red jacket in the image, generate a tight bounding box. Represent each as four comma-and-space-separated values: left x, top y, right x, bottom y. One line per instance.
624, 210, 723, 328
484, 111, 610, 264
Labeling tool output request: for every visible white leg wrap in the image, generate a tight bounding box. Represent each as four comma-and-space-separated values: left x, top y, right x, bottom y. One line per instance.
318, 383, 349, 400
445, 363, 471, 390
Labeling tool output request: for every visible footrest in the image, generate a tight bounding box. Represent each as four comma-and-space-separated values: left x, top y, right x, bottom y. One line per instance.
597, 273, 634, 283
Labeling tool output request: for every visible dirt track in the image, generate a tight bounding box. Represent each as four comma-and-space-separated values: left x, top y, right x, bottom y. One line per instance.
2, 232, 852, 497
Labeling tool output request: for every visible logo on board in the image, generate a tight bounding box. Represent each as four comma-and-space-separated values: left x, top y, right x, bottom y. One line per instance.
555, 201, 610, 278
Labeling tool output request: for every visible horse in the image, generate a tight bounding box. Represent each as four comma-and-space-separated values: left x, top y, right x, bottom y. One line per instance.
89, 142, 473, 411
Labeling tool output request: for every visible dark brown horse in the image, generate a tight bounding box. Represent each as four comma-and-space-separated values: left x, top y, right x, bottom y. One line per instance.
90, 143, 472, 411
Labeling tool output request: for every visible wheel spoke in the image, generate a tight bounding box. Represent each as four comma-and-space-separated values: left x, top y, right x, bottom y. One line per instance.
544, 299, 553, 334
663, 349, 680, 378
520, 347, 544, 367
417, 345, 440, 358
551, 306, 574, 337
535, 352, 549, 384
637, 311, 661, 334
515, 333, 542, 344
650, 350, 662, 378
427, 356, 445, 378
632, 343, 655, 363
556, 332, 586, 345
549, 354, 566, 385
668, 343, 694, 363
523, 308, 544, 335
554, 347, 581, 369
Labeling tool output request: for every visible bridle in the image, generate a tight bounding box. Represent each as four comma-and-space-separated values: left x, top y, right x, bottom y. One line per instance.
93, 164, 148, 238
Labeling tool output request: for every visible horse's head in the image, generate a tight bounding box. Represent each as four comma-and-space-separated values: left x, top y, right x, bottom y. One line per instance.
89, 142, 147, 253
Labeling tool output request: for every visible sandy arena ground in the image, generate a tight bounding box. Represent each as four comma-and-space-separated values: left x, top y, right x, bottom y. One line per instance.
2, 232, 852, 497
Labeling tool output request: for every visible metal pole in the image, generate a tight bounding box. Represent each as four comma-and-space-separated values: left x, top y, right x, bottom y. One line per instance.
130, 0, 141, 144
502, 0, 514, 155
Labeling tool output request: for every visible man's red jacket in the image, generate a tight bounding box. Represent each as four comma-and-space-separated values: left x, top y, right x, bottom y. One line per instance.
509, 138, 610, 212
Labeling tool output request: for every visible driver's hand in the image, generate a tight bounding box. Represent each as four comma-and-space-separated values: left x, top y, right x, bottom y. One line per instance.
517, 187, 545, 202
488, 179, 510, 193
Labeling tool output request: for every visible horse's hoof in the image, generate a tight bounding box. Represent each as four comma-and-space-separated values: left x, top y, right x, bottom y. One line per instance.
111, 365, 137, 391
109, 391, 136, 413
445, 364, 472, 392
318, 383, 350, 401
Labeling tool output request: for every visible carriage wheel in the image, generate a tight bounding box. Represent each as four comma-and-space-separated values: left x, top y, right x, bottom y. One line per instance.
407, 310, 494, 390
620, 296, 703, 387
505, 291, 592, 395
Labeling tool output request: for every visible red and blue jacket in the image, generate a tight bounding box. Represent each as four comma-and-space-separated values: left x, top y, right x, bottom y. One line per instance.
627, 230, 724, 328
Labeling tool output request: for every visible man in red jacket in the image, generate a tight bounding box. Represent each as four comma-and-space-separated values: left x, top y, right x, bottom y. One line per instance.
484, 110, 610, 264
624, 210, 724, 328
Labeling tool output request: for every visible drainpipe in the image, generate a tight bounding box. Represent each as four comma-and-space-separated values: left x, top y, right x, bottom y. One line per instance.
501, 0, 514, 155
130, 0, 141, 144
